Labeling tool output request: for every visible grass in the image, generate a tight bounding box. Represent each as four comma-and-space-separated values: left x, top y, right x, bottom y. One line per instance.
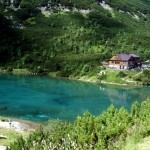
98, 68, 144, 86
0, 128, 30, 146
137, 136, 150, 150
12, 69, 31, 74
102, 69, 125, 84
122, 135, 150, 150
25, 17, 36, 25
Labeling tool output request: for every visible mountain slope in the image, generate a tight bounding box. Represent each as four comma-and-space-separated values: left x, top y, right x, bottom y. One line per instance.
0, 0, 150, 75
104, 0, 150, 13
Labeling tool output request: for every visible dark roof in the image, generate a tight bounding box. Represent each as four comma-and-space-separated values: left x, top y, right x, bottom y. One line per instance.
129, 54, 140, 58
117, 54, 140, 61
117, 54, 131, 61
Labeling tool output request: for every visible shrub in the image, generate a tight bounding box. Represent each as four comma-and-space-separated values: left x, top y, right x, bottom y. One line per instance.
8, 99, 150, 150
117, 71, 127, 78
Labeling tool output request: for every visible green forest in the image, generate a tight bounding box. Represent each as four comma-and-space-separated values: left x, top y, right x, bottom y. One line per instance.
0, 0, 150, 84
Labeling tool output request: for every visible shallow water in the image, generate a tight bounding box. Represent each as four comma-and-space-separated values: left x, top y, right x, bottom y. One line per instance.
0, 74, 149, 122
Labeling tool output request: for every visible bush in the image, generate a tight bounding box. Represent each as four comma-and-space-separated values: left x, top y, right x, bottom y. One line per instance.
6, 66, 13, 72
117, 71, 127, 78
98, 74, 106, 80
136, 70, 150, 85
8, 99, 150, 149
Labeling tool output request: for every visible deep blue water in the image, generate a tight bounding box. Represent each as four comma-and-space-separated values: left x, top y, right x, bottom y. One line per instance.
0, 74, 149, 122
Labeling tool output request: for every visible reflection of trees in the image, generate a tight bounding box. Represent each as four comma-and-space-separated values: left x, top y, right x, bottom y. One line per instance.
105, 88, 128, 107
104, 85, 150, 109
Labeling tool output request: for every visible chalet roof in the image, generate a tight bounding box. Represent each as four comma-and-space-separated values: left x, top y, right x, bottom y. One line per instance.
117, 54, 131, 61
110, 55, 120, 61
109, 54, 140, 61
129, 54, 140, 58
117, 54, 140, 61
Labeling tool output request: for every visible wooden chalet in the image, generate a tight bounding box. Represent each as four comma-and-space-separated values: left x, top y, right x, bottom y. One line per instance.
109, 54, 141, 69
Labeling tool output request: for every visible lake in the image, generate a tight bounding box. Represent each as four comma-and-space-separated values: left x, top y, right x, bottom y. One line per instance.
0, 74, 149, 122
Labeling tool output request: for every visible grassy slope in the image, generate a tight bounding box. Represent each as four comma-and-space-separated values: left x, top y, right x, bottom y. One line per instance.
0, 128, 25, 146
105, 0, 150, 12
124, 136, 150, 150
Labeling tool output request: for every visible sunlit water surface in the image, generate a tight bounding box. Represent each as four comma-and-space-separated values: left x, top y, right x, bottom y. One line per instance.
0, 75, 149, 122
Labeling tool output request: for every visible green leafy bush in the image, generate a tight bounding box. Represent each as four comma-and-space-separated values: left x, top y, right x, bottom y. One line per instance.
8, 99, 150, 150
117, 71, 127, 78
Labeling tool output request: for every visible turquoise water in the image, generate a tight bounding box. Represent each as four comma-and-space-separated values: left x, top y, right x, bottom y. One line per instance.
0, 74, 149, 122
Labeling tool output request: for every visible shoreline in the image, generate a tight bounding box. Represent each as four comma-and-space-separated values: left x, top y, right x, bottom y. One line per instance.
59, 75, 140, 87
0, 116, 40, 132
0, 68, 143, 87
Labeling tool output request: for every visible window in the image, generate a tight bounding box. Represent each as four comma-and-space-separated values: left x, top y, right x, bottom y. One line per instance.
111, 61, 119, 64
115, 61, 119, 64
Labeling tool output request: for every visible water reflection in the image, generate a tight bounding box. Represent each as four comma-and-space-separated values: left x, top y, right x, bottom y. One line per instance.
101, 85, 150, 109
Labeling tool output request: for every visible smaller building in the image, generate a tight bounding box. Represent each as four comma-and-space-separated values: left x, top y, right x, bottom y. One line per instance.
109, 54, 141, 69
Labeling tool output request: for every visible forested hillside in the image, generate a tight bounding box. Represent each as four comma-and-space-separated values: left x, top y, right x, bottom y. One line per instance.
0, 0, 150, 77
